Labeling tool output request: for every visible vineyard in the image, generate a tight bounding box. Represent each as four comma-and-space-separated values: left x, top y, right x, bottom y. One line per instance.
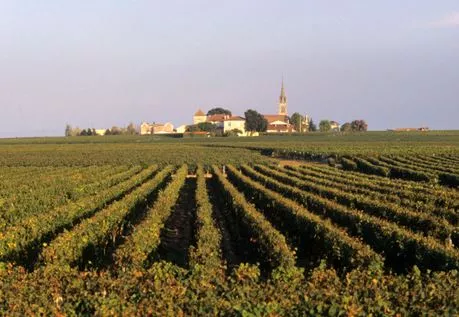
0, 133, 458, 316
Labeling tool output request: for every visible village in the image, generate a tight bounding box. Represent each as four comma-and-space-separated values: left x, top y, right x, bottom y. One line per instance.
139, 80, 309, 136
65, 81, 350, 137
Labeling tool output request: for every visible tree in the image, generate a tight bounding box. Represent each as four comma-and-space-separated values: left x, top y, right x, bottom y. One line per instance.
224, 128, 243, 137
197, 122, 217, 133
290, 112, 304, 132
319, 120, 331, 132
126, 122, 137, 135
351, 120, 368, 131
105, 129, 112, 135
207, 107, 232, 116
308, 118, 317, 132
110, 126, 122, 135
185, 125, 200, 132
340, 122, 352, 132
244, 109, 268, 134
65, 124, 72, 137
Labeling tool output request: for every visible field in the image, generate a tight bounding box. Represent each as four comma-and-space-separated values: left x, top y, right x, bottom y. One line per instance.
0, 131, 458, 316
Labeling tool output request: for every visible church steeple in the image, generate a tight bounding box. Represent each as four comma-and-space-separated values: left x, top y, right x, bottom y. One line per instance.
278, 77, 288, 115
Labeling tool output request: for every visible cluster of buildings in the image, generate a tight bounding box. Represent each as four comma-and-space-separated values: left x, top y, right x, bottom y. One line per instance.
139, 80, 306, 136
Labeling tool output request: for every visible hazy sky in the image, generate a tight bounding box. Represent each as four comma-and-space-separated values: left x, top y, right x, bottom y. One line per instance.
1, 1, 458, 137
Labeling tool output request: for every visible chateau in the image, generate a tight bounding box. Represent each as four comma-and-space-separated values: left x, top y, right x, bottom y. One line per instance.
193, 109, 247, 136
191, 80, 296, 135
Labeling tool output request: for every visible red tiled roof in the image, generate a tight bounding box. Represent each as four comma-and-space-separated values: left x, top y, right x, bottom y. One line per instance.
263, 114, 289, 123
225, 116, 245, 121
207, 114, 229, 122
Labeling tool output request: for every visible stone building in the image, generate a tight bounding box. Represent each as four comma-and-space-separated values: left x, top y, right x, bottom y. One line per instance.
193, 109, 207, 125
263, 79, 295, 133
140, 122, 174, 135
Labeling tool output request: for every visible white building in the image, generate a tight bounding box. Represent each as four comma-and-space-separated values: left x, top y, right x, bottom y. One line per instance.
223, 116, 246, 135
176, 125, 187, 133
140, 122, 174, 135
193, 109, 207, 125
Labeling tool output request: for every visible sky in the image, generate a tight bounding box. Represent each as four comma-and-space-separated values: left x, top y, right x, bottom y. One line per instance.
0, 0, 458, 137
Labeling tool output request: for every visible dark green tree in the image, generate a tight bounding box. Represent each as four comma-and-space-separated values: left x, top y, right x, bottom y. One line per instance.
244, 109, 268, 134
185, 125, 200, 132
319, 120, 331, 132
224, 128, 243, 137
308, 118, 317, 132
290, 112, 304, 132
351, 120, 368, 131
126, 122, 138, 135
207, 107, 232, 116
340, 122, 352, 132
110, 126, 122, 135
65, 124, 72, 137
197, 122, 218, 133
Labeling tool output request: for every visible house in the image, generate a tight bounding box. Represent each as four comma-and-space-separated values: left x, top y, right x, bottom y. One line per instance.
175, 125, 187, 133
207, 114, 230, 129
330, 121, 340, 132
223, 116, 246, 135
193, 109, 207, 125
152, 122, 174, 134
264, 115, 294, 133
140, 122, 152, 135
140, 122, 174, 135
390, 127, 430, 132
94, 129, 107, 136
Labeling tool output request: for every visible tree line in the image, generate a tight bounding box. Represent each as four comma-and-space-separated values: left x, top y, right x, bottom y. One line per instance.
65, 108, 367, 136
65, 123, 138, 136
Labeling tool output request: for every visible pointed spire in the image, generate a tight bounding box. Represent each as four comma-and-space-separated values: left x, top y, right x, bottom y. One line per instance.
280, 75, 285, 98
278, 75, 288, 115
279, 76, 287, 104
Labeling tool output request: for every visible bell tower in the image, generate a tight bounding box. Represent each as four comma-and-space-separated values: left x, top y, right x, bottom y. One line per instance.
278, 78, 287, 115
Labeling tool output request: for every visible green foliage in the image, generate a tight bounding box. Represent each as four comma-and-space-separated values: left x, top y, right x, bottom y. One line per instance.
341, 157, 358, 171
340, 122, 352, 132
0, 134, 458, 315
197, 122, 218, 133
41, 167, 173, 267
224, 129, 243, 137
244, 109, 268, 133
0, 166, 152, 264
244, 164, 459, 272
186, 122, 218, 133
231, 165, 384, 272
207, 107, 232, 116
290, 112, 303, 132
214, 165, 298, 271
189, 166, 224, 280
115, 165, 187, 268
439, 172, 459, 188
389, 166, 431, 182
319, 120, 331, 132
351, 120, 368, 131
354, 157, 390, 176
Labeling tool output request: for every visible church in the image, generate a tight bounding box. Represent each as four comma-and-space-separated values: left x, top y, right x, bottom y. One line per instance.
191, 79, 296, 135
263, 80, 295, 133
